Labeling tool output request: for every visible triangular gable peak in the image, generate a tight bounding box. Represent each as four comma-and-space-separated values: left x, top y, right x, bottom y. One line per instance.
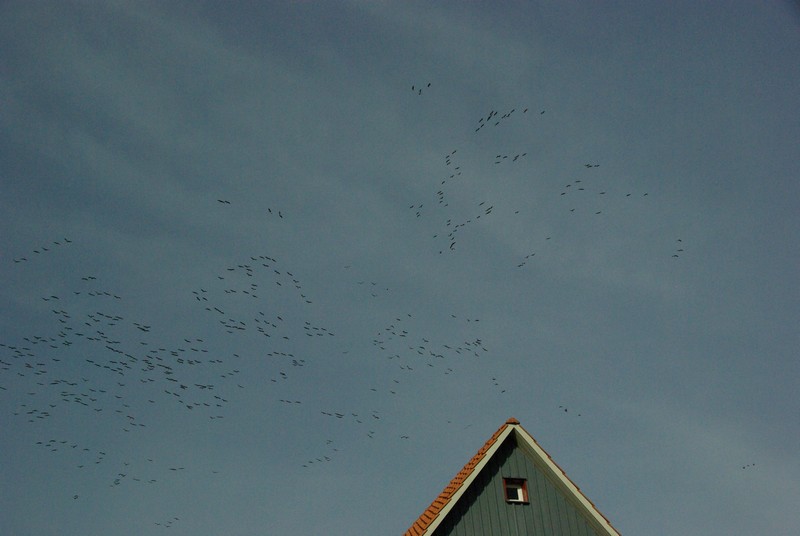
405, 418, 621, 536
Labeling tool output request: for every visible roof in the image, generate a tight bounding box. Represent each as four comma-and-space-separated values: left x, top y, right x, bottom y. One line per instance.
403, 417, 621, 536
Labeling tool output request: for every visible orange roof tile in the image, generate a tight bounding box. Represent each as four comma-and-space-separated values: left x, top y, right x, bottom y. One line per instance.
403, 418, 519, 536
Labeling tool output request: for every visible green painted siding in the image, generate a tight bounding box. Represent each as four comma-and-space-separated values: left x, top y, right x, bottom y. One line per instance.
433, 435, 605, 536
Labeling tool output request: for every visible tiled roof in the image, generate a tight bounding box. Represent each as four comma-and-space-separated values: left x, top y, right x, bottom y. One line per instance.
403, 417, 519, 536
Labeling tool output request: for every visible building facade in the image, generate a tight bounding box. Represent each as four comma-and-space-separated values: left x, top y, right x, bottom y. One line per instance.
404, 418, 620, 536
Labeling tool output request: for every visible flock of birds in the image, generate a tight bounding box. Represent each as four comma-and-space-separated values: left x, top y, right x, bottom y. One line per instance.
2, 80, 736, 533
2, 233, 517, 519
12, 236, 73, 264
399, 89, 690, 267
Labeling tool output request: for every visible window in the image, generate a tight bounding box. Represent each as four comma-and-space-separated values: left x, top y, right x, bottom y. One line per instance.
503, 478, 528, 503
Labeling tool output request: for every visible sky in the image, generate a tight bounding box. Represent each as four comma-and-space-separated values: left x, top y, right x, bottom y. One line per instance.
1, 1, 799, 535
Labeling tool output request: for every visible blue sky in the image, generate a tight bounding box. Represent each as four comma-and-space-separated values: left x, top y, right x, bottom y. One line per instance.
1, 2, 798, 534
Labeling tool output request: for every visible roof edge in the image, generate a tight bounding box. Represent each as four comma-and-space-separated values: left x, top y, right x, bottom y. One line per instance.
417, 424, 516, 536
512, 423, 622, 536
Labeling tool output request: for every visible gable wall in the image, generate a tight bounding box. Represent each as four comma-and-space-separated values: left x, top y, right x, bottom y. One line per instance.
433, 434, 605, 536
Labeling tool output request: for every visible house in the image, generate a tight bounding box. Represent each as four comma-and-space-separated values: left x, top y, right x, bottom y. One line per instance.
404, 417, 620, 536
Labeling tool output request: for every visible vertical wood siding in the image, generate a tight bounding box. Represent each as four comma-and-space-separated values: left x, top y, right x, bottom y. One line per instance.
433, 435, 604, 536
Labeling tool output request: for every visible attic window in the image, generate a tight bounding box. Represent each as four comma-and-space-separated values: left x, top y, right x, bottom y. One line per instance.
503, 478, 528, 503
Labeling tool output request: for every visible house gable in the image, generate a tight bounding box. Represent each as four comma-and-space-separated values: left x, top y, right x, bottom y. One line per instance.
405, 418, 620, 536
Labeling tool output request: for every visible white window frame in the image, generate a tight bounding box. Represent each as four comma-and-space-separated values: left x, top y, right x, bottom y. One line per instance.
503, 478, 529, 503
